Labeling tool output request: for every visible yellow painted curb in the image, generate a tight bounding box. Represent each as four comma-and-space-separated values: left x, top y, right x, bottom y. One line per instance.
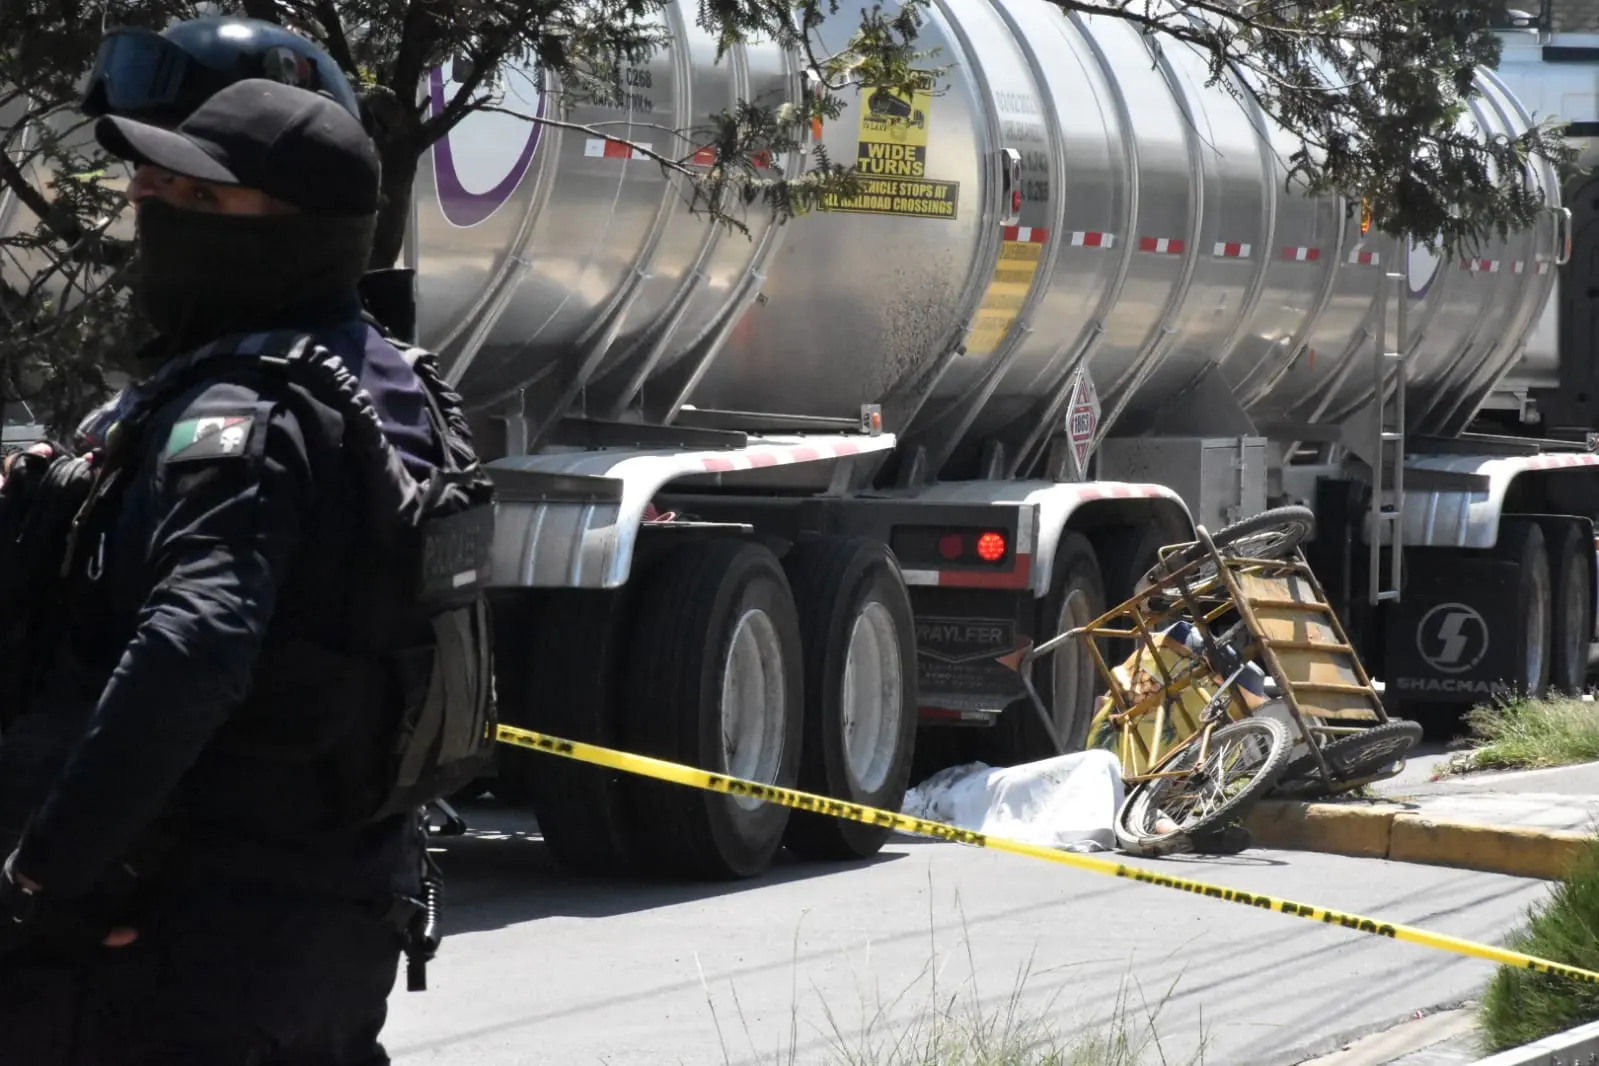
1245, 799, 1397, 858
1388, 817, 1592, 882
1245, 799, 1598, 881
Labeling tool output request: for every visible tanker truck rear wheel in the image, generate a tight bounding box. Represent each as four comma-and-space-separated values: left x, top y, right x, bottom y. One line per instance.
780, 536, 918, 861
1093, 523, 1168, 665
1500, 519, 1554, 701
1545, 521, 1594, 697
980, 533, 1105, 765
620, 538, 803, 880
492, 589, 638, 874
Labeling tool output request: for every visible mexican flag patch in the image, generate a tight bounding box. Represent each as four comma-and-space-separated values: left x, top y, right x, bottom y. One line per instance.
166, 414, 256, 462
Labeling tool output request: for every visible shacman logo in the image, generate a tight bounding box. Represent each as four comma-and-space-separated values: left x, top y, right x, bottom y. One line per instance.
1415, 602, 1489, 674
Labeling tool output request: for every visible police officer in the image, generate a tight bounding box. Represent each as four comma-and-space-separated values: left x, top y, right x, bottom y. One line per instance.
0, 77, 451, 1063
69, 16, 416, 458
77, 15, 418, 354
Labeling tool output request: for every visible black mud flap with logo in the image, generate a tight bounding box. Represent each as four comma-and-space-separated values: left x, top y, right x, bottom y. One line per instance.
910, 589, 1032, 713
1383, 553, 1522, 703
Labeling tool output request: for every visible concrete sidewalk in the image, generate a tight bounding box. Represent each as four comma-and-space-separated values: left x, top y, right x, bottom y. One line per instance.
1245, 761, 1599, 880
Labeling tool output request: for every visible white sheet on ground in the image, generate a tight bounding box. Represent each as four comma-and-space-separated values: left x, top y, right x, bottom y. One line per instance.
900, 749, 1125, 852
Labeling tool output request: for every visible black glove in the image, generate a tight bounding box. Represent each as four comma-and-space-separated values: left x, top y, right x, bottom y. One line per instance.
0, 861, 40, 964
0, 858, 129, 965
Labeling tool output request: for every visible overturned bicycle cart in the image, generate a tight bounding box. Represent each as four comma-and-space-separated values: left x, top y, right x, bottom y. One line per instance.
1015, 506, 1424, 857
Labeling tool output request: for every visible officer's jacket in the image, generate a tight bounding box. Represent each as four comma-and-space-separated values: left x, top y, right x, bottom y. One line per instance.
12, 292, 444, 903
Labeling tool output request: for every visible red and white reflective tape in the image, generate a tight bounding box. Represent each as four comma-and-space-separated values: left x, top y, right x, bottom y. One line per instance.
585, 137, 653, 161
1139, 236, 1185, 255
688, 146, 780, 168
1069, 231, 1115, 248
902, 555, 1035, 590
1524, 453, 1599, 471
1283, 246, 1321, 262
1213, 241, 1252, 258
1349, 250, 1381, 266
1462, 259, 1500, 274
1070, 483, 1173, 503
697, 439, 863, 474
1002, 226, 1051, 243
1514, 261, 1554, 276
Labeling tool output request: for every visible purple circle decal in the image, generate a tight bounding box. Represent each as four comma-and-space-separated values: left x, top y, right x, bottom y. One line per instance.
1407, 240, 1440, 301
429, 65, 547, 228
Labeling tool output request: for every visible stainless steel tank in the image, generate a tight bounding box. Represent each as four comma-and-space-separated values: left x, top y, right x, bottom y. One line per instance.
1462, 28, 1598, 423
0, 2, 1560, 462
419, 0, 1562, 464
414, 10, 801, 444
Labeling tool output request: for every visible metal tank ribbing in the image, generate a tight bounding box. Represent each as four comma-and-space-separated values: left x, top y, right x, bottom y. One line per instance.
414, 11, 798, 445
417, 0, 1560, 465
0, 3, 1559, 459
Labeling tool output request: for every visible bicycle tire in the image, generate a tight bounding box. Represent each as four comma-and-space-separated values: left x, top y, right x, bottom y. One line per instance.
1271, 720, 1423, 800
1114, 715, 1292, 856
1140, 506, 1317, 590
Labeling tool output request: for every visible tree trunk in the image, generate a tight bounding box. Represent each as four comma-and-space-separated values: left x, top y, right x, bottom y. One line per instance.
370, 141, 418, 270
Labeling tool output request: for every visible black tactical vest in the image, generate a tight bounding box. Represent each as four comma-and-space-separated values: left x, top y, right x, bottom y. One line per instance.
0, 327, 499, 844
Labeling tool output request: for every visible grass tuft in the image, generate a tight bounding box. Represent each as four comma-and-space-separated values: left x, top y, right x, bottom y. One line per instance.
1479, 836, 1599, 1051
1443, 697, 1599, 775
816, 956, 1190, 1066
700, 872, 1207, 1066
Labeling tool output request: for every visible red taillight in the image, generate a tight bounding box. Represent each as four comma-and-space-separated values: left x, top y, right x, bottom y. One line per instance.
1011, 189, 1022, 213
976, 531, 1007, 562
938, 533, 966, 560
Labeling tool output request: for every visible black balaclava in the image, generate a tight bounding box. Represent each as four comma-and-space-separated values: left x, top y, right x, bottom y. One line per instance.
131, 197, 377, 358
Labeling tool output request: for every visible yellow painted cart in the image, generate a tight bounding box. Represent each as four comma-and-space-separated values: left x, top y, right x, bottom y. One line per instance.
1018, 506, 1421, 856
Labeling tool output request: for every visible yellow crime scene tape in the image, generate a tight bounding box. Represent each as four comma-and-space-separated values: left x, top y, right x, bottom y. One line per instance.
495, 724, 1599, 986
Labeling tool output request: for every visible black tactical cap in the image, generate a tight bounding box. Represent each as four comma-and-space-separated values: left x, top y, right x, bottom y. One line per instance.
95, 77, 380, 215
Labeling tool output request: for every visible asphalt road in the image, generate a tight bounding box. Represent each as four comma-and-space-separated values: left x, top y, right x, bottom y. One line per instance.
380, 803, 1555, 1066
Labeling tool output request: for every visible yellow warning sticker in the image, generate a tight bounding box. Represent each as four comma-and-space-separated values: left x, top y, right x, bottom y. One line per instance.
823, 83, 958, 220
822, 178, 960, 220
857, 85, 932, 173
967, 233, 1046, 355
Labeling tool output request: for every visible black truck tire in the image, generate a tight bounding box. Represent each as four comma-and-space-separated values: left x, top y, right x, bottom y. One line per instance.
781, 536, 919, 861
493, 588, 639, 873
980, 532, 1106, 765
620, 538, 804, 880
1498, 519, 1554, 701
1545, 520, 1594, 697
1093, 522, 1168, 666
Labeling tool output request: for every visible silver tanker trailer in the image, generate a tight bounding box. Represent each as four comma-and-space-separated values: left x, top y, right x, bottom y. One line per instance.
3, 1, 1597, 881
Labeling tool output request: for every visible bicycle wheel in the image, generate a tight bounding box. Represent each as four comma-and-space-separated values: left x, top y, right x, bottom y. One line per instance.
1140, 506, 1317, 590
1114, 715, 1292, 856
1272, 720, 1423, 800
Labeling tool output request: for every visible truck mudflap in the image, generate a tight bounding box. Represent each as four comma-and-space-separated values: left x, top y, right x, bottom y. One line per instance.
1387, 450, 1599, 550
1383, 549, 1524, 703
911, 594, 1033, 715
483, 433, 898, 588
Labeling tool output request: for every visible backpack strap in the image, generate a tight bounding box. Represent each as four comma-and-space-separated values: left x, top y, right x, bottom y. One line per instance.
360, 313, 481, 481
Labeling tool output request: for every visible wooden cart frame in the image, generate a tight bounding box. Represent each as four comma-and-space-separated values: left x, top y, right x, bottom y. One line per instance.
1017, 514, 1394, 793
